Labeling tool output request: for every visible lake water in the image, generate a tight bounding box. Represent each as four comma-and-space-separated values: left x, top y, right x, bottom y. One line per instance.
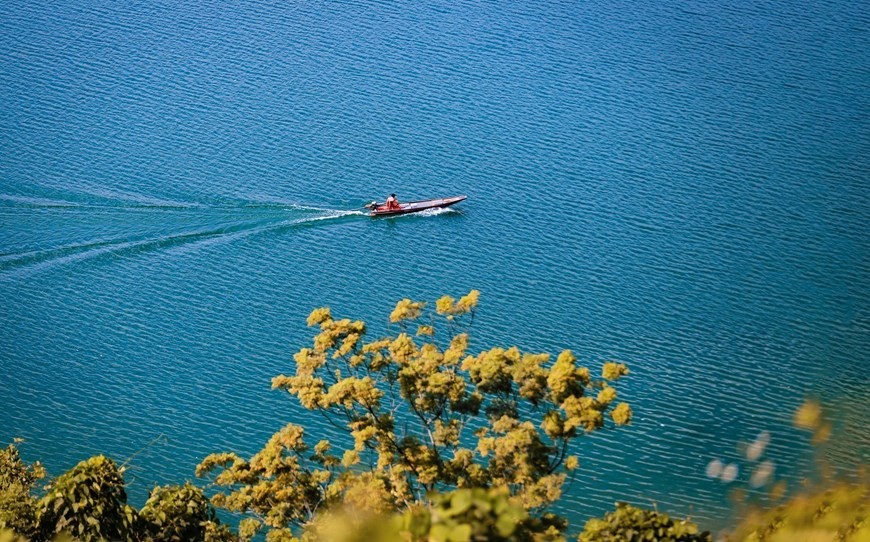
1, 0, 867, 534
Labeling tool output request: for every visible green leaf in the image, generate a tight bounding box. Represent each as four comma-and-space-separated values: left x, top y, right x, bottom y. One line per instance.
496, 514, 516, 537
431, 524, 450, 542
448, 523, 472, 542
449, 490, 472, 516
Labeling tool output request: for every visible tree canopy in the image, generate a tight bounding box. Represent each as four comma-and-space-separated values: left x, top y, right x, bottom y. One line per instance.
197, 291, 632, 539
0, 444, 232, 542
4, 293, 862, 542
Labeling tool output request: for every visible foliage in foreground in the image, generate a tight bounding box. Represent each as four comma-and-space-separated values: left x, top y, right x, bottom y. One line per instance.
2, 294, 866, 541
35, 455, 135, 541
263, 488, 710, 542
578, 502, 711, 542
196, 291, 633, 537
727, 482, 869, 542
300, 486, 566, 542
0, 444, 232, 542
724, 398, 870, 542
0, 443, 44, 540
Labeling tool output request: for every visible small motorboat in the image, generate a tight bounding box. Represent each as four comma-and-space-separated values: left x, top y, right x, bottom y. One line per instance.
365, 195, 467, 217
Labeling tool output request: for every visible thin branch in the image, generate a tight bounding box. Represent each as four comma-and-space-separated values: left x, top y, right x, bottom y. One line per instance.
120, 433, 166, 470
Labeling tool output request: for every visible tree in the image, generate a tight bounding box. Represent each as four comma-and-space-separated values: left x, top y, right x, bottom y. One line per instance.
35, 455, 137, 542
197, 291, 632, 537
578, 502, 711, 542
397, 487, 566, 542
725, 482, 869, 541
138, 483, 234, 542
0, 441, 44, 539
725, 399, 870, 542
1, 441, 233, 542
297, 486, 566, 542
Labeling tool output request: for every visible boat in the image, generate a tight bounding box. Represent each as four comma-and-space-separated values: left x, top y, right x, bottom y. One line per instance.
365, 195, 467, 217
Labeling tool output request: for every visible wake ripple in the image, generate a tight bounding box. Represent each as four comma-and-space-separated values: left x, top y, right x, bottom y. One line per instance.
377, 207, 462, 220
0, 209, 367, 279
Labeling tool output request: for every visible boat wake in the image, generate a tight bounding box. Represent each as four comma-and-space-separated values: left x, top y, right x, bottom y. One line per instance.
300, 209, 366, 220
415, 207, 458, 217
0, 204, 368, 279
383, 207, 460, 219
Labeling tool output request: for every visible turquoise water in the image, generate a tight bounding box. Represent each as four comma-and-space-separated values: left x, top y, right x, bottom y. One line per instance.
2, 0, 868, 532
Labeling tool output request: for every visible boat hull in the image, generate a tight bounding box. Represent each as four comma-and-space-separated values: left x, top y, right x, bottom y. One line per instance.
370, 195, 467, 217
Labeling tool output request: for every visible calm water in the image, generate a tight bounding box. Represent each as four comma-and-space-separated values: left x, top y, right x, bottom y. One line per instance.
2, 0, 868, 533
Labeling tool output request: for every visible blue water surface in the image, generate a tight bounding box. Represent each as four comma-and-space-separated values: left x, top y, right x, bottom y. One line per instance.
1, 0, 868, 534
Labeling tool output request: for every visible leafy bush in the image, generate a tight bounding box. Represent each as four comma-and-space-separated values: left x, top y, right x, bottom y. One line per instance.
579, 502, 711, 542
198, 292, 632, 537
726, 482, 869, 541
138, 483, 234, 542
35, 455, 136, 542
398, 487, 565, 542
0, 443, 44, 539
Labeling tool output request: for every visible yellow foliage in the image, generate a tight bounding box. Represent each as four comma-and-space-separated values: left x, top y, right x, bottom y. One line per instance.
443, 333, 469, 365
548, 350, 590, 404
492, 415, 521, 434
513, 353, 550, 404
335, 333, 362, 358
610, 402, 633, 425
362, 338, 392, 353
435, 295, 455, 315
202, 291, 632, 539
312, 319, 365, 354
456, 290, 480, 312
389, 334, 418, 364
352, 425, 377, 452
730, 483, 869, 542
596, 386, 617, 405
794, 399, 823, 430
389, 299, 426, 323
434, 290, 479, 316
0, 530, 28, 542
433, 420, 461, 447
312, 470, 332, 484
519, 474, 565, 509
300, 505, 401, 542
341, 450, 360, 467
195, 452, 244, 478
272, 423, 305, 450
542, 410, 568, 439
307, 307, 332, 327
602, 362, 629, 381
292, 348, 327, 377
561, 396, 604, 433
273, 374, 325, 409
340, 474, 396, 516
265, 528, 297, 542
323, 377, 383, 410
462, 347, 518, 393
314, 331, 338, 353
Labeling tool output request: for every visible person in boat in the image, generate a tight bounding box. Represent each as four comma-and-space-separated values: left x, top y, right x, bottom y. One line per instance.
385, 193, 400, 210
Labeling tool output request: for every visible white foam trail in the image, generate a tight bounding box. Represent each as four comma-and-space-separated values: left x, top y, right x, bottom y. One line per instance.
386, 207, 459, 219
418, 207, 457, 216
284, 203, 355, 213
0, 194, 81, 207
301, 209, 366, 221
0, 209, 368, 280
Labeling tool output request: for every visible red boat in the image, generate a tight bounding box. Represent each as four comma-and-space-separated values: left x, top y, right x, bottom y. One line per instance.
365, 195, 467, 217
